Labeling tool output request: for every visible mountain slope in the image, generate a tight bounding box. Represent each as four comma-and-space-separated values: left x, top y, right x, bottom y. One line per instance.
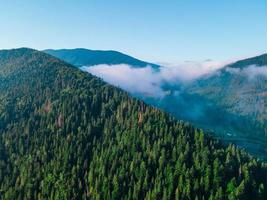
44, 48, 160, 68
0, 48, 266, 200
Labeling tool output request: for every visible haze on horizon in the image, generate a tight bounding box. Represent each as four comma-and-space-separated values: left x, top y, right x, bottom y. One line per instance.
0, 0, 267, 63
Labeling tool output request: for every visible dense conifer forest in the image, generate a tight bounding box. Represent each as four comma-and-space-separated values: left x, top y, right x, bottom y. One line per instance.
0, 48, 266, 200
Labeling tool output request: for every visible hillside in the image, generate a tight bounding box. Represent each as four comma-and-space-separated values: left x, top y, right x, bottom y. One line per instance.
44, 48, 160, 68
0, 48, 266, 200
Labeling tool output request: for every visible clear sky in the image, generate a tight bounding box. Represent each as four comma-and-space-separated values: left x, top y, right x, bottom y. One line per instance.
0, 0, 267, 63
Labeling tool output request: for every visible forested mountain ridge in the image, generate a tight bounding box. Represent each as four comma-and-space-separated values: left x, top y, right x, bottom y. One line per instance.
44, 48, 160, 68
0, 48, 266, 200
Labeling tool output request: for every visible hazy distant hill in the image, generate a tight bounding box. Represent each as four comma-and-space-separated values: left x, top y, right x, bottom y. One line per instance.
188, 54, 267, 135
44, 48, 160, 68
1, 48, 266, 199
154, 54, 267, 158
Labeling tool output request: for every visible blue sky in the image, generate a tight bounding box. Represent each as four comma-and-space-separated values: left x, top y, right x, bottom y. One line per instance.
0, 0, 267, 63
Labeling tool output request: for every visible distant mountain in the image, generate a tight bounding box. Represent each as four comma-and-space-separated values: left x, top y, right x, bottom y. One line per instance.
189, 53, 267, 132
1, 48, 266, 199
183, 54, 267, 156
44, 48, 160, 68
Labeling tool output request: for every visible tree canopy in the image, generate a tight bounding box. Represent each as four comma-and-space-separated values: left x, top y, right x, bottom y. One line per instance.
0, 48, 266, 200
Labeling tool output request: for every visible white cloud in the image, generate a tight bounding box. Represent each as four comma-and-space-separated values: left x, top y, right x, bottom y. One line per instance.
159, 60, 231, 82
226, 65, 267, 79
81, 64, 164, 97
81, 59, 233, 97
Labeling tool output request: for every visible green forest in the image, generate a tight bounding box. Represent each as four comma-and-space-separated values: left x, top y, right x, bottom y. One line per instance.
0, 48, 266, 200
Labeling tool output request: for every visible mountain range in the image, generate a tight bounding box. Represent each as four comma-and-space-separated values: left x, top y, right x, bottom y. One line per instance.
0, 48, 266, 199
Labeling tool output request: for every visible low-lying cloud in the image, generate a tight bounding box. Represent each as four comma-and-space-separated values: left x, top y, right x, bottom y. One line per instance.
81, 60, 232, 97
159, 60, 231, 82
82, 64, 163, 97
226, 65, 267, 79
